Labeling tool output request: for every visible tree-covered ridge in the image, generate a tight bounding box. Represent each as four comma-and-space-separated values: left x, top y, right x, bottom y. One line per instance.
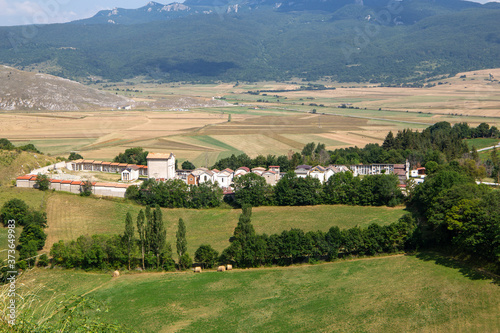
0, 3, 499, 83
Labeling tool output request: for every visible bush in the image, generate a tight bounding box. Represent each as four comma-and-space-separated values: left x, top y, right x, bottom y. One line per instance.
37, 254, 49, 267
194, 244, 219, 269
178, 253, 193, 271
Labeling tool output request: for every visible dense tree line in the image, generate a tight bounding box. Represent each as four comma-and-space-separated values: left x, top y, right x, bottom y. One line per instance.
126, 179, 223, 209
235, 171, 403, 208
331, 122, 498, 166
218, 206, 416, 268
406, 163, 500, 272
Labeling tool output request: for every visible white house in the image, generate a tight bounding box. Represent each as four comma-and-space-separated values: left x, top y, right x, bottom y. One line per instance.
215, 168, 234, 188
295, 165, 312, 178
121, 166, 139, 182
234, 167, 250, 177
309, 165, 327, 183
147, 152, 176, 180
251, 167, 266, 176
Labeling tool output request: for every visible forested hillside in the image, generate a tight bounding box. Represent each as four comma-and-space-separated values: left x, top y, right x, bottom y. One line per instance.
0, 0, 499, 83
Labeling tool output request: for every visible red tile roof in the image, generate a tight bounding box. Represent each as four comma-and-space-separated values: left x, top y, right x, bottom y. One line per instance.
16, 175, 32, 180
50, 179, 62, 183
71, 181, 83, 185
83, 160, 95, 163
61, 180, 73, 184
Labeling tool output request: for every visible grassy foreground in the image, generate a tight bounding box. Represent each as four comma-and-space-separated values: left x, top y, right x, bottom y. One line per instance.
15, 253, 500, 332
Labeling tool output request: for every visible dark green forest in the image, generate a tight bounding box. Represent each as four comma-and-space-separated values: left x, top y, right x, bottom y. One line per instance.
0, 1, 499, 83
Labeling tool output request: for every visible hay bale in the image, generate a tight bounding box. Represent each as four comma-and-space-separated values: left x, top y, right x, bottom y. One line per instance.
194, 266, 202, 273
226, 264, 233, 271
217, 265, 226, 272
112, 270, 120, 278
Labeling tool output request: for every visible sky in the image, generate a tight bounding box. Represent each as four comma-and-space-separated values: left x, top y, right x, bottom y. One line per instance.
0, 0, 496, 27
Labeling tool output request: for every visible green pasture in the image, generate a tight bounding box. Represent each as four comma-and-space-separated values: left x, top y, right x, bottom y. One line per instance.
15, 253, 500, 332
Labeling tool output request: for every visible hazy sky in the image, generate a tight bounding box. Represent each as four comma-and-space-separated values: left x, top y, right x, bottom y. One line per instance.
0, 0, 495, 27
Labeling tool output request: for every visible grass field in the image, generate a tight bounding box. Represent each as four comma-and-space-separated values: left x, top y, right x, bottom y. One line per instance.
465, 138, 500, 150
40, 188, 405, 258
14, 253, 500, 332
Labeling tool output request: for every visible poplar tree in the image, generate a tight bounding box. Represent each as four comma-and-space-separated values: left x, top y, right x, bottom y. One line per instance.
151, 205, 166, 268
176, 218, 187, 258
176, 218, 188, 268
145, 205, 153, 254
124, 212, 135, 270
136, 209, 146, 270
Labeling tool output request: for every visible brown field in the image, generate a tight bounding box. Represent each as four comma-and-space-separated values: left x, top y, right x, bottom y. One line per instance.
2, 68, 500, 166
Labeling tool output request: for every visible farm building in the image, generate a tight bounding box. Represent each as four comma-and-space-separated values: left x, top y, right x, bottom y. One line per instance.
121, 166, 140, 182
16, 176, 131, 198
147, 152, 176, 180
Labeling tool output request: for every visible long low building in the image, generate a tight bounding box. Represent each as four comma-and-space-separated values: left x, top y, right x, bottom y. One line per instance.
68, 159, 148, 176
16, 175, 132, 198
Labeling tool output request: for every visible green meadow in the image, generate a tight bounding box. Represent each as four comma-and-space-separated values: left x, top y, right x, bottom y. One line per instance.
15, 253, 500, 332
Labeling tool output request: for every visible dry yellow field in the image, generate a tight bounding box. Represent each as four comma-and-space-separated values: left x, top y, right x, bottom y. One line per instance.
2, 68, 500, 165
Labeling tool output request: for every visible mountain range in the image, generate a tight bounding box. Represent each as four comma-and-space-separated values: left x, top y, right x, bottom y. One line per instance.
0, 0, 499, 83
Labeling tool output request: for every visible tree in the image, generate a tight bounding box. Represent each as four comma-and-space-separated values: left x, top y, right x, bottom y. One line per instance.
68, 152, 83, 160
35, 173, 50, 191
176, 218, 187, 260
220, 205, 258, 267
182, 160, 196, 170
179, 253, 193, 270
382, 131, 395, 150
0, 198, 29, 226
136, 209, 146, 270
151, 205, 166, 268
233, 172, 271, 207
194, 244, 219, 269
0, 138, 15, 150
80, 180, 93, 196
113, 147, 148, 165
124, 212, 135, 270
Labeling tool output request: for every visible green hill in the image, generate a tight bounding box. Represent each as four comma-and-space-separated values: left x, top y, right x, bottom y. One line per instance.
14, 254, 500, 332
0, 1, 499, 83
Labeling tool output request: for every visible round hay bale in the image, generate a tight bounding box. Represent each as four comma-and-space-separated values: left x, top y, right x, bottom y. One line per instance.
226, 264, 233, 271
112, 270, 120, 278
217, 265, 226, 272
194, 266, 202, 273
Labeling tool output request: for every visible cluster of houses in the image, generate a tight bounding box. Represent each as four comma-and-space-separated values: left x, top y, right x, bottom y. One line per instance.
16, 152, 422, 198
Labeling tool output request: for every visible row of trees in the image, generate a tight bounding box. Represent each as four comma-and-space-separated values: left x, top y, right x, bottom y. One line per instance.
218, 206, 416, 268
126, 179, 223, 209
50, 205, 193, 271
234, 171, 403, 207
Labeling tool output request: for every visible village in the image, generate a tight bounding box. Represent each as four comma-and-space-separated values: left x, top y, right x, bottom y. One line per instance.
15, 152, 426, 198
